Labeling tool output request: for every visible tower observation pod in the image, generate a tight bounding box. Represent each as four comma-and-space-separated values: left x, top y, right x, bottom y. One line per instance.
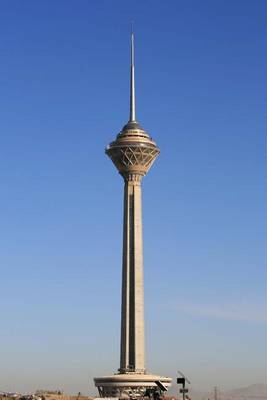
94, 32, 172, 399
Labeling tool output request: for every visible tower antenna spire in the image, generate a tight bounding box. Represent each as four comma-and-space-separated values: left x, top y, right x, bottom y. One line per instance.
129, 22, 136, 122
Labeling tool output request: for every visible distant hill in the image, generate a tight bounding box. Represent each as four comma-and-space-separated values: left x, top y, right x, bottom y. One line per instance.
178, 384, 267, 400
226, 384, 267, 398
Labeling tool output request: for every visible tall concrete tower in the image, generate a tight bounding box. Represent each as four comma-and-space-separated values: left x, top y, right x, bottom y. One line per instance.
94, 32, 171, 399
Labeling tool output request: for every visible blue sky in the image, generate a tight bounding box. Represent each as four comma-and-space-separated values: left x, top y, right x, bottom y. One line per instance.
0, 0, 267, 395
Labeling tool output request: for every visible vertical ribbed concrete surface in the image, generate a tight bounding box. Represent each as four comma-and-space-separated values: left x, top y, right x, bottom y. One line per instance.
120, 176, 145, 374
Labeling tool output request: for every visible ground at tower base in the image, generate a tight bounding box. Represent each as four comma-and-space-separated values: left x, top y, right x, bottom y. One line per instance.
1, 384, 267, 400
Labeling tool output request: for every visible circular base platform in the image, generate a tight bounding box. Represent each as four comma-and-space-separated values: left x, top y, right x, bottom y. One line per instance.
94, 373, 172, 398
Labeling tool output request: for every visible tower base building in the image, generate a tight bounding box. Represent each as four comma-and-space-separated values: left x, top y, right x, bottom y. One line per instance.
94, 374, 172, 399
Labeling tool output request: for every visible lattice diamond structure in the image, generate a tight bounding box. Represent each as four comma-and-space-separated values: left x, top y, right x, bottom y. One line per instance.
106, 121, 160, 178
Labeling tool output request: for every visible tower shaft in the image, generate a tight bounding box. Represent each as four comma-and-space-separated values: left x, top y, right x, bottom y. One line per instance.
120, 175, 145, 374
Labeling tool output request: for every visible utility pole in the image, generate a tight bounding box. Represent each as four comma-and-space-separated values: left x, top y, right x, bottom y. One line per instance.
214, 386, 219, 400
177, 371, 191, 400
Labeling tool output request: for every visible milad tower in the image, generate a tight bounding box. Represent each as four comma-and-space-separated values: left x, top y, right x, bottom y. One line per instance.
94, 32, 172, 399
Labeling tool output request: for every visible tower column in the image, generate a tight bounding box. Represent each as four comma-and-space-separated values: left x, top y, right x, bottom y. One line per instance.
120, 173, 145, 374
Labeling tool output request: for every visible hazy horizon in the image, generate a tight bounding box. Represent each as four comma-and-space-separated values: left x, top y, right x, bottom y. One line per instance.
1, 0, 266, 395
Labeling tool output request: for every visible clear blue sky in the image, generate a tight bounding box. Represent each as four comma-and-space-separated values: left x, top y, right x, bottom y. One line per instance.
0, 0, 266, 395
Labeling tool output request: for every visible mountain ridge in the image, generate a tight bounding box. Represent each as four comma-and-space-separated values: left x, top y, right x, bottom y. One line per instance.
169, 383, 267, 400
